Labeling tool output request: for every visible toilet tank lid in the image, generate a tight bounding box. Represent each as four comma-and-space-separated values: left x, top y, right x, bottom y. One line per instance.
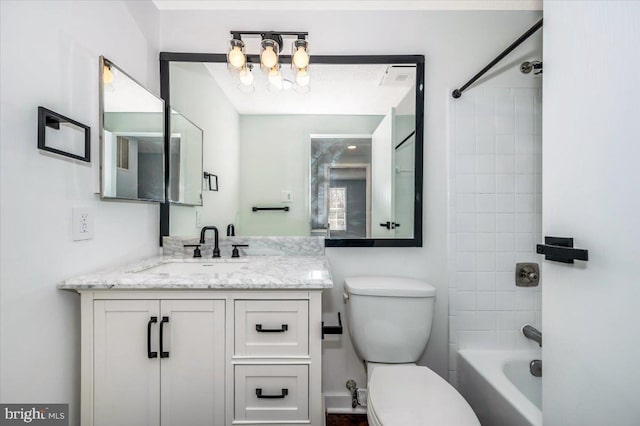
344, 276, 436, 297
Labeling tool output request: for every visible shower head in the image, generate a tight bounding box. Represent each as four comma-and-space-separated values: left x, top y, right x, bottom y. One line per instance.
521, 61, 543, 75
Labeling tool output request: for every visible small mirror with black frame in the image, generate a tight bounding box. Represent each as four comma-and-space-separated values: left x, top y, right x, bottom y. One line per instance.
100, 56, 166, 202
160, 53, 424, 247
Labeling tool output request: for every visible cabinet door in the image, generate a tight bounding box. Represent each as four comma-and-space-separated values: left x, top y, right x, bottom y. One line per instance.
159, 300, 225, 426
94, 300, 160, 426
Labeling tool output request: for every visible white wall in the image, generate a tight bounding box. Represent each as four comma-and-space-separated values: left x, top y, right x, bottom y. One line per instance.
542, 2, 640, 424
169, 62, 241, 235
448, 81, 543, 385
0, 1, 160, 423
159, 9, 542, 408
238, 114, 382, 236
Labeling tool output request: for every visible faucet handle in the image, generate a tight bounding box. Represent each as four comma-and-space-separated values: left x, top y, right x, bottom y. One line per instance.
183, 244, 202, 258
231, 244, 249, 258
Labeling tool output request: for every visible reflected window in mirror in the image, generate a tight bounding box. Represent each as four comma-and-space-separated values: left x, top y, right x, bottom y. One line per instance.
100, 56, 165, 202
161, 54, 423, 247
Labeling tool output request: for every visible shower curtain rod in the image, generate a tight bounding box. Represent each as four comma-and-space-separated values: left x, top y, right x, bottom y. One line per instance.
452, 18, 543, 99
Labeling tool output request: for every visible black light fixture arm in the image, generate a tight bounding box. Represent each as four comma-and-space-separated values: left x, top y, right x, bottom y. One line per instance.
230, 30, 308, 40
452, 18, 542, 99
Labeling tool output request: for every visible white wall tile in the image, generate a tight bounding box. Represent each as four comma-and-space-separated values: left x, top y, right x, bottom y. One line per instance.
495, 133, 515, 154
496, 233, 515, 252
450, 89, 541, 376
456, 272, 476, 291
496, 194, 515, 212
496, 175, 515, 194
476, 272, 496, 291
477, 294, 496, 312
476, 213, 496, 232
457, 252, 476, 271
457, 155, 476, 174
476, 233, 496, 252
457, 174, 476, 193
476, 253, 496, 272
476, 155, 495, 174
458, 292, 477, 310
496, 291, 516, 310
496, 213, 515, 232
476, 194, 496, 212
496, 252, 515, 272
497, 311, 516, 330
457, 213, 475, 232
457, 232, 476, 251
496, 272, 514, 291
496, 155, 516, 173
515, 95, 535, 134
476, 176, 496, 194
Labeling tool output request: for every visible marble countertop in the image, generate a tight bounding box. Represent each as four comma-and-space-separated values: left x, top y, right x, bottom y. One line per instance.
58, 255, 333, 291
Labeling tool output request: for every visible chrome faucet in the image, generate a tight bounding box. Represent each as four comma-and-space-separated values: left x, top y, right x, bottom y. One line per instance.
522, 325, 542, 347
199, 226, 221, 258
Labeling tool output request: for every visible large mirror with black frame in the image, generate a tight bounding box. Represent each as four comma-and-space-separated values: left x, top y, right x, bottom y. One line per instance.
100, 56, 166, 202
161, 52, 423, 247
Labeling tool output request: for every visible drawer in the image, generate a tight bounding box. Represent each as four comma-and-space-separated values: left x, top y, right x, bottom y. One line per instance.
235, 300, 309, 356
234, 364, 309, 422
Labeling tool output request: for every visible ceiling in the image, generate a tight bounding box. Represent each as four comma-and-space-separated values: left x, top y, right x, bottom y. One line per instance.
104, 66, 163, 113
152, 0, 542, 11
203, 62, 415, 115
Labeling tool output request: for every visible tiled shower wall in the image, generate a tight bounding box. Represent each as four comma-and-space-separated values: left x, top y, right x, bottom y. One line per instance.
448, 87, 542, 386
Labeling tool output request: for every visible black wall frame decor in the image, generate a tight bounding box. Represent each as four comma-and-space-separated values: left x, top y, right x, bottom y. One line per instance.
159, 52, 425, 248
37, 106, 91, 162
203, 172, 218, 191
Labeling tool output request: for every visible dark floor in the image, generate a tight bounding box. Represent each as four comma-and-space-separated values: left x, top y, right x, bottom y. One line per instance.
326, 414, 369, 426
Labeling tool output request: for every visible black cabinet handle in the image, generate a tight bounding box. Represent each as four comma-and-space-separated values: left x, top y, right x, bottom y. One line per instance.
160, 316, 170, 358
537, 236, 589, 264
147, 316, 158, 359
255, 324, 288, 333
256, 388, 288, 399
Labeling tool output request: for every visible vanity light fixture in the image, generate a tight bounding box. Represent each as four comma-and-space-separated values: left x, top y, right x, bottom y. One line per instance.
228, 30, 310, 91
347, 145, 357, 150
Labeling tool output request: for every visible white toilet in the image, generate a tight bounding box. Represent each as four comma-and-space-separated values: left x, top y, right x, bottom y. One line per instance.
344, 276, 480, 426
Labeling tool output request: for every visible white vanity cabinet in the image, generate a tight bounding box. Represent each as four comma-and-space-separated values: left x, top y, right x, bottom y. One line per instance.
80, 290, 323, 426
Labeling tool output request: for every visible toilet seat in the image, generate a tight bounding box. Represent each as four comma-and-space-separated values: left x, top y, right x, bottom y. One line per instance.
367, 365, 480, 426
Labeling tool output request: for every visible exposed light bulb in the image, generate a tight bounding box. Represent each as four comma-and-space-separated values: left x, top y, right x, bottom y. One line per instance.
348, 145, 357, 150
296, 68, 310, 87
228, 46, 246, 68
293, 46, 310, 69
261, 46, 278, 69
103, 65, 113, 84
239, 67, 254, 85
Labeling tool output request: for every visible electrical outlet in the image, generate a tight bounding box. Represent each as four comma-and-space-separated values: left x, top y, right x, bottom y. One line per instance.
281, 190, 292, 203
73, 208, 94, 241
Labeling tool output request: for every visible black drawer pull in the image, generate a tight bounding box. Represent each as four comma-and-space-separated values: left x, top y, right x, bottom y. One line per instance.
256, 388, 288, 399
536, 236, 589, 264
160, 316, 170, 358
147, 316, 158, 359
256, 324, 288, 333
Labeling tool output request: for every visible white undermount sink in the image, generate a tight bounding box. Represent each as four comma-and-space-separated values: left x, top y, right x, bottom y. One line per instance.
139, 262, 247, 274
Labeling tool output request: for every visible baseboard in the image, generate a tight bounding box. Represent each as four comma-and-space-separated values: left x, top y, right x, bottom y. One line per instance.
324, 391, 367, 415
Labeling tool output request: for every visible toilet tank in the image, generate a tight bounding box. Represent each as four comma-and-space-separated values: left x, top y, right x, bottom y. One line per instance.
344, 276, 436, 363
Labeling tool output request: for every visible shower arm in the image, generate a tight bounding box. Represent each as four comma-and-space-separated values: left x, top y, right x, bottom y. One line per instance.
452, 18, 543, 99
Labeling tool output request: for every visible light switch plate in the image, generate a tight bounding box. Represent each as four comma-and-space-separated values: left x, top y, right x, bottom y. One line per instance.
72, 207, 94, 241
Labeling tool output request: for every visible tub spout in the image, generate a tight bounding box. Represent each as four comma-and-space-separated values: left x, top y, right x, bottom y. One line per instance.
522, 325, 542, 347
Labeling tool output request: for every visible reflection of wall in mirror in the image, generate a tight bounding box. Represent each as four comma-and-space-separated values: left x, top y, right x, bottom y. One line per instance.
393, 86, 416, 238
239, 115, 383, 236
169, 63, 240, 236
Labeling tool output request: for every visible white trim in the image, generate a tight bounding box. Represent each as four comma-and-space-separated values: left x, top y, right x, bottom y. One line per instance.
152, 0, 542, 11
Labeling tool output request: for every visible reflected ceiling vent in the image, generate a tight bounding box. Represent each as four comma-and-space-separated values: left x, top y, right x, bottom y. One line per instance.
379, 65, 416, 86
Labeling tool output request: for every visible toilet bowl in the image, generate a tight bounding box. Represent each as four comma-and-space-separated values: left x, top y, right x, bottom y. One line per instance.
344, 276, 479, 426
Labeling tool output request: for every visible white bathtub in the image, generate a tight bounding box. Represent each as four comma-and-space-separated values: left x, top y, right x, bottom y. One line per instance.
457, 350, 542, 426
